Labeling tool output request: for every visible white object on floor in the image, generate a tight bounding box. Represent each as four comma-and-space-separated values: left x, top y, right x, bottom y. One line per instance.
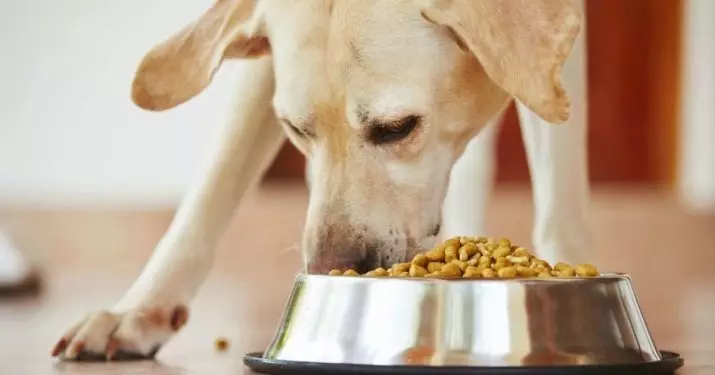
443, 0, 590, 264
0, 230, 32, 285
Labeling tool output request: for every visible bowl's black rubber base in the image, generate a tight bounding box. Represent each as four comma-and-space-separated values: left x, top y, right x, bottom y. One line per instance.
244, 351, 683, 375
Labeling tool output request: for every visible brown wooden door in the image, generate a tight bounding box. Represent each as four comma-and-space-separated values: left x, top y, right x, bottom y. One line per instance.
265, 0, 682, 185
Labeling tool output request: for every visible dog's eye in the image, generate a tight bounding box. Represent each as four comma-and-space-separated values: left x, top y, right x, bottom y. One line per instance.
369, 115, 421, 145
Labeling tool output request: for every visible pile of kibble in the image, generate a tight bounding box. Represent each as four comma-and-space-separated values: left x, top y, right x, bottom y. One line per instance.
329, 236, 599, 279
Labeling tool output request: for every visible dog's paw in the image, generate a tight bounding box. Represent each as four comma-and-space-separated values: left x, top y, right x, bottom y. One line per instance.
51, 305, 189, 361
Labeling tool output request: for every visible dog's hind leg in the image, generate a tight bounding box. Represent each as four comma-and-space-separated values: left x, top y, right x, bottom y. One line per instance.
52, 57, 285, 361
441, 114, 502, 240
516, 5, 590, 265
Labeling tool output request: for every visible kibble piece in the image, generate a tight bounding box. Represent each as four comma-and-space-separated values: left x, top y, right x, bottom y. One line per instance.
507, 256, 530, 266
463, 266, 482, 278
451, 260, 468, 272
478, 255, 492, 269
492, 246, 512, 258
393, 263, 411, 274
441, 262, 463, 277
553, 262, 572, 272
444, 237, 462, 249
215, 337, 230, 352
425, 272, 443, 278
481, 268, 497, 278
530, 259, 552, 271
409, 264, 429, 277
398, 271, 410, 277
492, 257, 512, 270
516, 265, 537, 277
459, 243, 478, 261
425, 247, 446, 262
444, 245, 459, 262
538, 271, 553, 278
467, 257, 480, 267
365, 267, 388, 277
557, 268, 576, 277
459, 247, 469, 261
328, 269, 342, 276
498, 238, 512, 248
411, 254, 428, 267
343, 269, 359, 276
465, 242, 480, 255
512, 247, 532, 258
498, 266, 518, 278
427, 262, 444, 273
575, 264, 599, 277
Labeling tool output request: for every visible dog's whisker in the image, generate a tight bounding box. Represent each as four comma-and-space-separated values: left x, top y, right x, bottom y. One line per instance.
268, 244, 302, 262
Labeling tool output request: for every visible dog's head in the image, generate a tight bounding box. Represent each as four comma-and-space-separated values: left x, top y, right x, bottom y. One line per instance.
132, 0, 581, 273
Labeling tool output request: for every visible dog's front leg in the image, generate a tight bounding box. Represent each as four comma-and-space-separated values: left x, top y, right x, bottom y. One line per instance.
516, 5, 591, 265
52, 57, 285, 361
441, 115, 502, 240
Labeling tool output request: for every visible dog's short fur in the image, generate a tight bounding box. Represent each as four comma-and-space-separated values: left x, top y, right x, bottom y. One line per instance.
52, 0, 582, 361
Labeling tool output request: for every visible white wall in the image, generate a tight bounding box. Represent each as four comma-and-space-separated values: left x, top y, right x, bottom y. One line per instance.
0, 0, 250, 207
677, 0, 715, 212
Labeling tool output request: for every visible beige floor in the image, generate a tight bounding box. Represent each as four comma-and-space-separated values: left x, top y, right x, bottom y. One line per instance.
1, 184, 714, 374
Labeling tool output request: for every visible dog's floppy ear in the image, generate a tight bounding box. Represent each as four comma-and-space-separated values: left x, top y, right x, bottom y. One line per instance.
131, 0, 270, 111
421, 0, 582, 123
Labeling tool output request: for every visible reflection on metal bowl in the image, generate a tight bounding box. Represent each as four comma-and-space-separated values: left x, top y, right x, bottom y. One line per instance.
262, 273, 661, 367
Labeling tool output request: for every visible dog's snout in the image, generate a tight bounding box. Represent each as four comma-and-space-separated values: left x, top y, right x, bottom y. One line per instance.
304, 223, 382, 274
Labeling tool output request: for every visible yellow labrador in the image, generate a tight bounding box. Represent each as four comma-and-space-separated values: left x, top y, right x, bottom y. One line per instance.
52, 0, 582, 361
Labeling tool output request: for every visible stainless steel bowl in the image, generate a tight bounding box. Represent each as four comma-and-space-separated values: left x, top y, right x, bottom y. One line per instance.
262, 273, 662, 367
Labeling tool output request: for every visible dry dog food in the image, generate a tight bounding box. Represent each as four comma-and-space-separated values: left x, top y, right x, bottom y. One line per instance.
214, 337, 230, 352
329, 236, 600, 279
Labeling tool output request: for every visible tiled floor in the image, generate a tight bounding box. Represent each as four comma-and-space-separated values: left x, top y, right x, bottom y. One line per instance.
1, 184, 714, 374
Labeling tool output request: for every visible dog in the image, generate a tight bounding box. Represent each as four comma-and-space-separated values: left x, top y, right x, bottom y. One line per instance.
51, 0, 587, 361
